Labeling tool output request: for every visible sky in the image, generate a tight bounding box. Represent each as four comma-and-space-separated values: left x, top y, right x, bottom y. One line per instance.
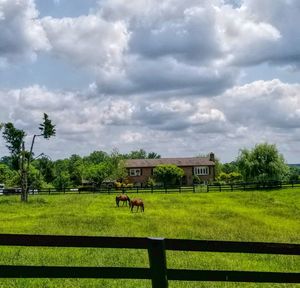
0, 0, 300, 163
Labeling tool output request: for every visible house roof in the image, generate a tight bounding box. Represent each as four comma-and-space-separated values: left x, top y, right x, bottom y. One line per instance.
125, 157, 215, 168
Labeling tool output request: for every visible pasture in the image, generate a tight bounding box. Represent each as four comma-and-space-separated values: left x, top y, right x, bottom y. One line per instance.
0, 189, 299, 287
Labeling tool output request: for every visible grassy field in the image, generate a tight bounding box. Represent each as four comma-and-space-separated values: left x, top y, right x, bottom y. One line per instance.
0, 189, 299, 287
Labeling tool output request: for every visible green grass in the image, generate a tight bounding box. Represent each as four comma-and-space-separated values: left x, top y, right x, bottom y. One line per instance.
0, 189, 299, 287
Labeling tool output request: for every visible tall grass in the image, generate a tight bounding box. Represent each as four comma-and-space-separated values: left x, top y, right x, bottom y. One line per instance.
0, 189, 299, 287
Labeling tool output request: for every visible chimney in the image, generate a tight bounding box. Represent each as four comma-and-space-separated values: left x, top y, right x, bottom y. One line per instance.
209, 152, 215, 162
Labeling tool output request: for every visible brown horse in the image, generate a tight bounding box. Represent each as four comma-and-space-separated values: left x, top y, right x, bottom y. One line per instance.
116, 194, 130, 207
129, 198, 144, 212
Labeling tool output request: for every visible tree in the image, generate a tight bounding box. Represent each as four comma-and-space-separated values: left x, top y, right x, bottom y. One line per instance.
1, 113, 55, 201
0, 163, 18, 186
84, 163, 111, 186
237, 143, 289, 182
68, 154, 85, 185
53, 171, 71, 190
125, 149, 161, 159
288, 166, 300, 181
84, 151, 109, 164
147, 152, 161, 159
222, 161, 239, 174
153, 164, 184, 187
1, 122, 26, 170
33, 156, 55, 184
126, 149, 147, 159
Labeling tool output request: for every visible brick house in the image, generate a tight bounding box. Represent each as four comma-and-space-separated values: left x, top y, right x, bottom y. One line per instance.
125, 153, 215, 186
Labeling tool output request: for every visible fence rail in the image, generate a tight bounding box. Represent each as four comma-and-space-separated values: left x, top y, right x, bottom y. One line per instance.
0, 234, 299, 287
1, 180, 300, 196
207, 180, 300, 192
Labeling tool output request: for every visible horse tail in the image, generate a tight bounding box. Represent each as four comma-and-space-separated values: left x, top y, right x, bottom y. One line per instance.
116, 196, 119, 207
142, 203, 144, 212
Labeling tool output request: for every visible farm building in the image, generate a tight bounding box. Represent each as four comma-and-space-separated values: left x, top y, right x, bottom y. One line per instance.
125, 153, 216, 186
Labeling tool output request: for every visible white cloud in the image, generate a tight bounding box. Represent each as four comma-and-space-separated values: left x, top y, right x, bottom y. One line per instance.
219, 79, 300, 129
238, 0, 300, 66
2, 0, 300, 163
120, 131, 143, 143
1, 79, 300, 162
0, 0, 50, 64
41, 15, 129, 72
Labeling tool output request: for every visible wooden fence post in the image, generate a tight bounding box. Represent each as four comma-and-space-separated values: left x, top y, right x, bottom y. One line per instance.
207, 185, 209, 193
147, 238, 168, 288
193, 185, 195, 193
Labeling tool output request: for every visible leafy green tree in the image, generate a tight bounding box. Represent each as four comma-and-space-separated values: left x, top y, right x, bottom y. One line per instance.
53, 171, 71, 190
68, 154, 85, 185
33, 157, 55, 184
107, 159, 128, 182
222, 161, 239, 174
125, 149, 161, 159
288, 166, 300, 181
237, 143, 289, 182
217, 172, 229, 183
153, 164, 184, 187
84, 163, 111, 186
126, 149, 147, 159
213, 158, 222, 179
1, 114, 55, 201
147, 152, 161, 159
0, 163, 17, 186
0, 156, 14, 169
228, 172, 242, 183
84, 151, 109, 164
28, 165, 44, 190
1, 122, 25, 170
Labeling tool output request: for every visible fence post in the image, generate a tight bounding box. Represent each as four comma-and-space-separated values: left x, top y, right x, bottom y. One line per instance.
147, 238, 168, 288
207, 185, 209, 193
151, 185, 153, 193
48, 188, 51, 195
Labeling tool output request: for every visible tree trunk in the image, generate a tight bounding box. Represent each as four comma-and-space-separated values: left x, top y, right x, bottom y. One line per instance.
20, 142, 28, 202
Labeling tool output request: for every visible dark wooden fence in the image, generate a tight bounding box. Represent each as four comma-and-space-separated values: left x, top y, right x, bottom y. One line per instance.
0, 234, 299, 287
207, 180, 300, 192
1, 180, 300, 196
0, 185, 198, 195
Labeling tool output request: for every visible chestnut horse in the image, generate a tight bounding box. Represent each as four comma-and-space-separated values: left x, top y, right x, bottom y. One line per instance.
116, 194, 130, 207
130, 198, 144, 212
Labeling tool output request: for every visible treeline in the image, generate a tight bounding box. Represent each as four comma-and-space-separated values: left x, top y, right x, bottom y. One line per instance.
0, 149, 160, 190
1, 144, 300, 190
214, 143, 300, 184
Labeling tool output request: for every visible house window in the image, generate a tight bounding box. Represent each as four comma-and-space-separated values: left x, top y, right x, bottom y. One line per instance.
129, 169, 141, 176
194, 166, 209, 175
